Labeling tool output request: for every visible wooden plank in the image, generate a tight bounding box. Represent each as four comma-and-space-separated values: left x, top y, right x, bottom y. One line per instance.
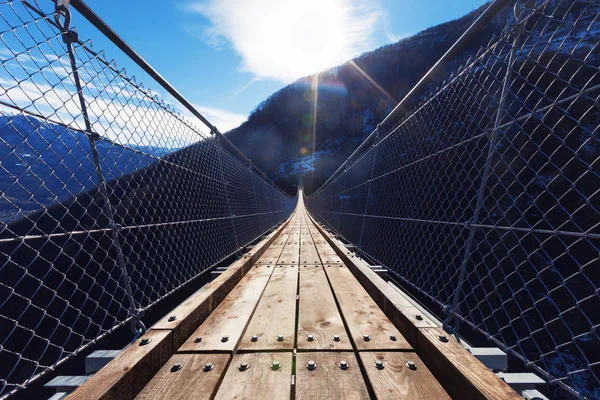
151, 215, 292, 349
238, 266, 298, 351
179, 265, 273, 353
305, 219, 344, 265
256, 247, 284, 266
305, 213, 438, 349
297, 266, 351, 350
277, 230, 299, 265
359, 352, 450, 400
314, 245, 344, 265
215, 352, 292, 400
295, 352, 369, 400
135, 354, 229, 400
68, 330, 172, 400
418, 327, 521, 400
324, 265, 412, 351
300, 240, 321, 265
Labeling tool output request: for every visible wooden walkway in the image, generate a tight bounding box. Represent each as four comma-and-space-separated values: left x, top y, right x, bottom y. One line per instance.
68, 195, 520, 400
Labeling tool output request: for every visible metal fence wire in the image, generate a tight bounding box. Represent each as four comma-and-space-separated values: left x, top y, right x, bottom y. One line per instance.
305, 0, 600, 398
0, 1, 295, 397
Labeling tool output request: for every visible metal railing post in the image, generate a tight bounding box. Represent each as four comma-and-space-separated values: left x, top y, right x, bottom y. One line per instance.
216, 141, 240, 251
443, 23, 521, 334
358, 126, 381, 248
54, 4, 144, 336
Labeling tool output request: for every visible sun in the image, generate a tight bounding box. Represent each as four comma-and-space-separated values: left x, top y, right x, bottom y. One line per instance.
196, 0, 381, 82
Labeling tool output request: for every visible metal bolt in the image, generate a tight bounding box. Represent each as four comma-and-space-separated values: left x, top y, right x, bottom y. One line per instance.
251, 335, 259, 342
277, 335, 285, 342
406, 361, 417, 370
339, 360, 349, 370
139, 338, 151, 346
239, 362, 249, 371
307, 334, 314, 342
203, 362, 214, 372
333, 335, 340, 342
194, 337, 202, 343
439, 335, 448, 343
389, 335, 397, 341
171, 363, 182, 372
271, 361, 281, 370
375, 360, 384, 370
307, 360, 317, 371
363, 334, 371, 342
168, 315, 176, 322
221, 335, 229, 342
414, 314, 423, 321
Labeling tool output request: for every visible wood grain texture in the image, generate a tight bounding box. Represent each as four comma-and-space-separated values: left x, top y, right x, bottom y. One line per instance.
418, 327, 521, 400
324, 265, 412, 351
151, 261, 243, 349
151, 215, 292, 349
238, 266, 298, 351
359, 352, 450, 400
295, 352, 369, 400
256, 247, 285, 265
135, 354, 229, 400
297, 266, 351, 350
278, 229, 300, 265
305, 212, 437, 349
67, 330, 172, 400
215, 352, 292, 400
314, 246, 344, 265
300, 239, 321, 265
179, 266, 274, 353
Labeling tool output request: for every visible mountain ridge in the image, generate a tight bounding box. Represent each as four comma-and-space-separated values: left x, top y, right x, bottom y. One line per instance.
225, 1, 511, 194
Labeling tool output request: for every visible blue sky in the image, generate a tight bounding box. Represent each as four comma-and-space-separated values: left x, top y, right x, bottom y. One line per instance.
78, 0, 488, 131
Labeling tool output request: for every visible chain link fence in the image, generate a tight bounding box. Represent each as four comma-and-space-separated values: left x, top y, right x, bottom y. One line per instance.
0, 1, 295, 397
305, 0, 599, 398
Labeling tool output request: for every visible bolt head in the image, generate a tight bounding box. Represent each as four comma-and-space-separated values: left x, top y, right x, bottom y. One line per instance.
221, 335, 229, 342
389, 335, 397, 341
277, 335, 285, 342
251, 335, 259, 342
307, 360, 317, 371
139, 338, 150, 346
333, 335, 340, 342
171, 363, 182, 372
239, 362, 249, 371
271, 361, 281, 370
415, 314, 423, 320
439, 335, 448, 342
375, 360, 384, 370
203, 362, 214, 372
339, 360, 349, 370
307, 334, 314, 342
168, 315, 176, 322
406, 361, 417, 370
194, 337, 202, 343
362, 334, 371, 342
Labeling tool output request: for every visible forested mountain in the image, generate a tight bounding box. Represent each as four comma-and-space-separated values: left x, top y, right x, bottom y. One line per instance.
226, 2, 511, 194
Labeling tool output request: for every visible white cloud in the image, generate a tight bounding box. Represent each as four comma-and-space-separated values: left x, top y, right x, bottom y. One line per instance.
0, 51, 246, 149
193, 104, 247, 132
185, 0, 383, 82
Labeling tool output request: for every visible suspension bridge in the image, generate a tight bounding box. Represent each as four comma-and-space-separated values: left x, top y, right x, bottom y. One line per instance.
0, 0, 598, 399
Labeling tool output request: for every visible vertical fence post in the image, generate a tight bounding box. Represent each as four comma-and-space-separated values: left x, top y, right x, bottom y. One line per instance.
443, 25, 520, 334
54, 4, 144, 336
248, 160, 263, 235
216, 140, 240, 252
336, 171, 348, 231
358, 126, 381, 249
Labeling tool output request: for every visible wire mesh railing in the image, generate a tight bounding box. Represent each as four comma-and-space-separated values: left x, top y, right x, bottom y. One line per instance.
305, 0, 600, 398
0, 1, 295, 397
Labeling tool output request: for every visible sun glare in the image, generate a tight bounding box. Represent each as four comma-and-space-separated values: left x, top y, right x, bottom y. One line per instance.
196, 0, 381, 82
